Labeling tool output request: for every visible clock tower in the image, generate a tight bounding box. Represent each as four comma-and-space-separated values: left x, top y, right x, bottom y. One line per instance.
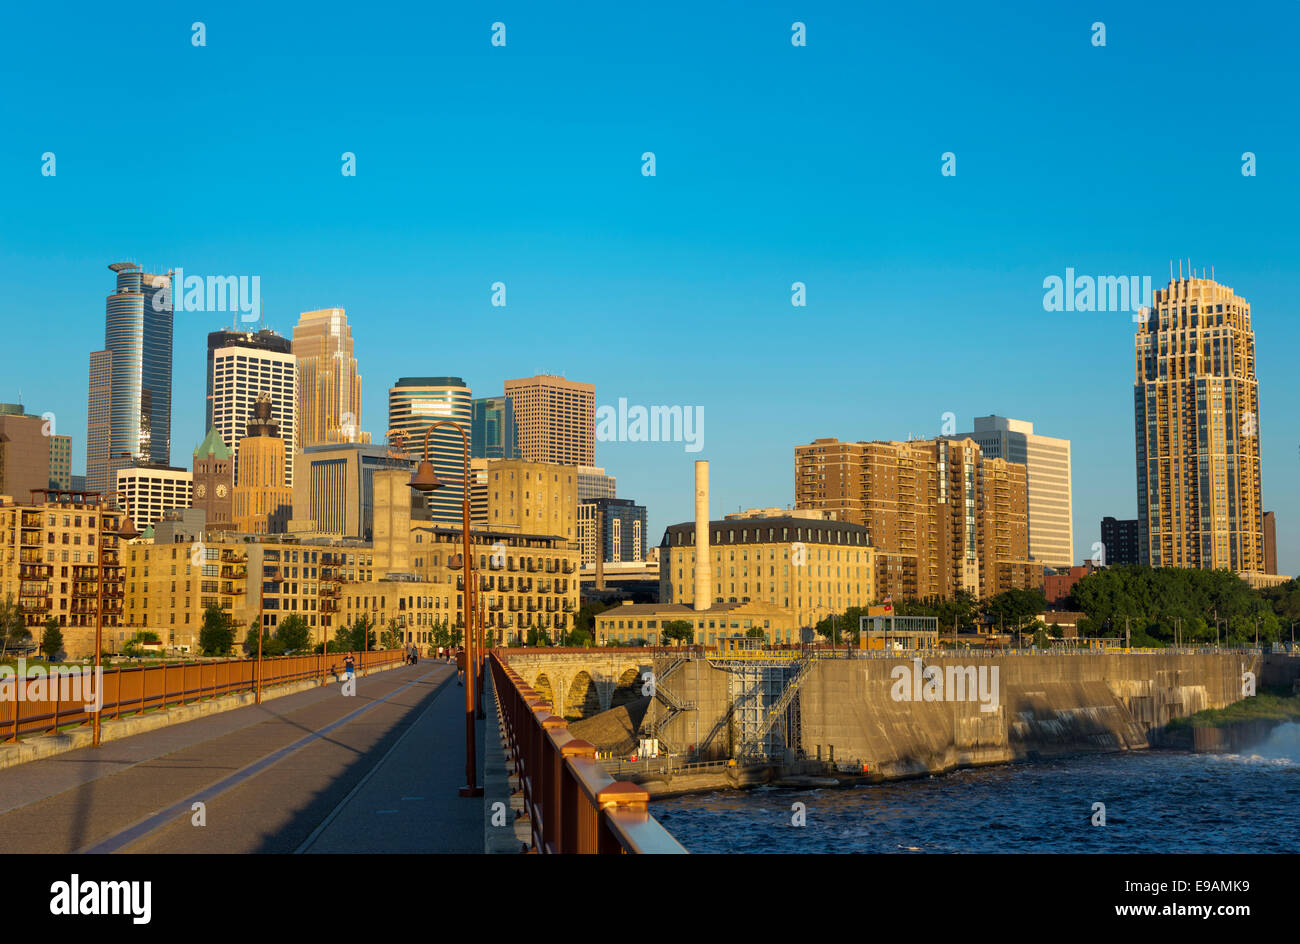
193, 426, 235, 531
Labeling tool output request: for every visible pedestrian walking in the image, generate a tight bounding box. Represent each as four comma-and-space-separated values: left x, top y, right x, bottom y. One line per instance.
344, 653, 355, 679
455, 646, 466, 685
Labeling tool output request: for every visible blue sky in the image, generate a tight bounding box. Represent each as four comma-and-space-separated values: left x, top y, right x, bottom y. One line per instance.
2, 1, 1297, 573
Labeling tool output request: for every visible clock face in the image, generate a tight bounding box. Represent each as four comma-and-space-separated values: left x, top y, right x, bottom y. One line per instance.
216, 484, 228, 499
196, 483, 206, 499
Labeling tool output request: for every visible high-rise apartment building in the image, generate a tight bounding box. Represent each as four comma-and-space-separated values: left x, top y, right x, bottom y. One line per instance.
578, 497, 646, 566
206, 329, 297, 488
1134, 273, 1264, 571
1263, 511, 1277, 575
86, 263, 174, 492
192, 427, 235, 531
1099, 516, 1140, 566
387, 377, 471, 524
946, 416, 1073, 570
232, 394, 294, 533
115, 465, 194, 532
795, 437, 1039, 601
292, 308, 368, 449
504, 375, 595, 466
471, 396, 517, 459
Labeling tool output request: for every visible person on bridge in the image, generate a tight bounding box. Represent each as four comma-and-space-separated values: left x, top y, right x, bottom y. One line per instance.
455, 647, 466, 685
344, 654, 355, 679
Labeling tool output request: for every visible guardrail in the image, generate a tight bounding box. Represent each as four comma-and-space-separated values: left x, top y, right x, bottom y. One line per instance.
489, 651, 687, 854
0, 649, 404, 742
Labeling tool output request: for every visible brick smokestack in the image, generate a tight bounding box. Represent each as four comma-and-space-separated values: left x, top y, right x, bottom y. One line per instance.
694, 460, 710, 611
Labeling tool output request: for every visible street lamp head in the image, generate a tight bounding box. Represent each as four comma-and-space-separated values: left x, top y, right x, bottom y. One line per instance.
117, 516, 140, 540
408, 460, 441, 492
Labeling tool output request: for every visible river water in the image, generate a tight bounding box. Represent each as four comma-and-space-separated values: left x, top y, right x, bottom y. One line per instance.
653, 724, 1300, 853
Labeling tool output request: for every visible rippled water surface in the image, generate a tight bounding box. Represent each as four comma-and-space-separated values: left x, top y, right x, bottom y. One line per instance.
654, 725, 1300, 854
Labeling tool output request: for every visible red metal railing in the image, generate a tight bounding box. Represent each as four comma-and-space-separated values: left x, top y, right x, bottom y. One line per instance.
0, 649, 404, 742
489, 651, 687, 854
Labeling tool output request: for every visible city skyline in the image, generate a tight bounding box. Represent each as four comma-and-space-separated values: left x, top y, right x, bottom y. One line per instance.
2, 3, 1297, 573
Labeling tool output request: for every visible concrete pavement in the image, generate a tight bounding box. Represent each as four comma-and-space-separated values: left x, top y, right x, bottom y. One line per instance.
0, 659, 487, 854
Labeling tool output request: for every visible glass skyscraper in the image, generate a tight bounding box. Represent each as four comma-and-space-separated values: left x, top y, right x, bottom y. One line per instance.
387, 377, 472, 524
471, 395, 517, 459
86, 262, 174, 492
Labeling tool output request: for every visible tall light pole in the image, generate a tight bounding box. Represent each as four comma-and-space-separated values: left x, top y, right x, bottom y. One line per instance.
408, 421, 483, 797
93, 491, 138, 747
256, 568, 282, 705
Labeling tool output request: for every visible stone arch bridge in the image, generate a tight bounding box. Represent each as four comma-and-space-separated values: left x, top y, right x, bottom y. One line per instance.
495, 649, 656, 718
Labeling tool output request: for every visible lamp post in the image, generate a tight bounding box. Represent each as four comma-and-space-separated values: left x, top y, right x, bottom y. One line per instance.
94, 491, 138, 747
256, 568, 282, 705
407, 422, 483, 797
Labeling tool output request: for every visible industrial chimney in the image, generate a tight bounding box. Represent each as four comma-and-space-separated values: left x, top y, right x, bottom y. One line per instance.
694, 460, 711, 611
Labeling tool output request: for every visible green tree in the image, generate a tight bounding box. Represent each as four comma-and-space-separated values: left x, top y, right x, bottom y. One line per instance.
199, 605, 235, 656
0, 593, 31, 656
660, 620, 694, 645
379, 618, 404, 651
39, 618, 63, 661
276, 614, 312, 653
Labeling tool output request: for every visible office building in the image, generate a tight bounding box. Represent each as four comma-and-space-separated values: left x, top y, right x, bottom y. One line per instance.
86, 263, 174, 492
576, 465, 617, 501
192, 427, 235, 532
471, 395, 517, 459
206, 329, 297, 488
1135, 272, 1264, 571
0, 409, 50, 500
232, 393, 293, 534
945, 416, 1073, 570
578, 497, 647, 566
115, 465, 194, 532
290, 443, 415, 540
504, 375, 595, 466
1099, 516, 1140, 566
387, 377, 471, 524
292, 308, 368, 449
46, 434, 71, 490
795, 437, 1039, 601
1263, 511, 1277, 575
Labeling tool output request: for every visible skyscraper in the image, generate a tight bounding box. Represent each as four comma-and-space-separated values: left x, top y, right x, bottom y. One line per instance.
86, 262, 174, 492
945, 416, 1073, 570
292, 308, 368, 449
471, 395, 517, 459
206, 329, 297, 488
387, 377, 472, 524
504, 375, 595, 466
232, 393, 293, 533
1134, 271, 1264, 571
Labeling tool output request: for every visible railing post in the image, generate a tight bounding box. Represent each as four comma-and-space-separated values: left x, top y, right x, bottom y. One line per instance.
595, 781, 651, 854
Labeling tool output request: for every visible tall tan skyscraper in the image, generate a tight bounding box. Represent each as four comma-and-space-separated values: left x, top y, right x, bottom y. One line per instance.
946, 416, 1073, 570
292, 308, 368, 448
1135, 271, 1264, 572
795, 437, 1039, 601
504, 375, 595, 466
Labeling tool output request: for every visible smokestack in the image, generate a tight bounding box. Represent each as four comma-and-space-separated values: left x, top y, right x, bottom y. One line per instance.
694, 460, 711, 611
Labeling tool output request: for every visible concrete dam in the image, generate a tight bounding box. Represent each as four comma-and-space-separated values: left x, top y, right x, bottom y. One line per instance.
648, 650, 1268, 779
